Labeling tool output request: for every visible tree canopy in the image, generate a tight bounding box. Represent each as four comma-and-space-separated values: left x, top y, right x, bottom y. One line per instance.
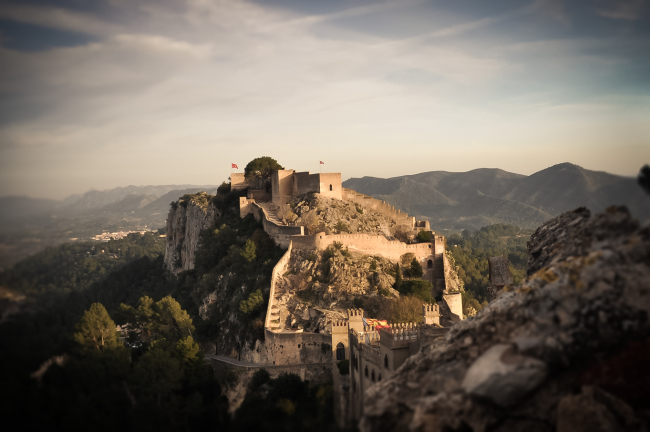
73, 303, 122, 353
244, 156, 284, 180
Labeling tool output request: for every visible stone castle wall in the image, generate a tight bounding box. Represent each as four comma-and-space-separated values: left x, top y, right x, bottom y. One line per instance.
208, 356, 333, 414
239, 197, 303, 248
290, 232, 435, 262
343, 188, 415, 228
265, 242, 293, 331
263, 330, 333, 365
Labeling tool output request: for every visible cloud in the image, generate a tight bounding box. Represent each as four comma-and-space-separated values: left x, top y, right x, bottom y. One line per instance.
0, 0, 648, 198
597, 0, 647, 20
0, 3, 123, 36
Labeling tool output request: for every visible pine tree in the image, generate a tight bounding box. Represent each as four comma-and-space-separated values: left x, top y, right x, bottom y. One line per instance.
73, 303, 121, 352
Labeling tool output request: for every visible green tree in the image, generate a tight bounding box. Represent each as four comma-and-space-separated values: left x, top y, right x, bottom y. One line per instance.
399, 280, 434, 303
244, 156, 284, 180
416, 230, 432, 242
175, 336, 201, 361
119, 296, 195, 343
409, 258, 423, 278
73, 303, 122, 353
240, 289, 264, 314
240, 239, 257, 262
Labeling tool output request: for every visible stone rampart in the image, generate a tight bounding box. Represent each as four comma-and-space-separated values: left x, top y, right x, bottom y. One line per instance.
239, 197, 304, 248
290, 232, 434, 262
342, 188, 415, 228
208, 356, 333, 413
263, 330, 333, 365
265, 242, 293, 330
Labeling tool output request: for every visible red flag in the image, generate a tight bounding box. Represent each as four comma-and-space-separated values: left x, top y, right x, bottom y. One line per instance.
232, 163, 238, 169
319, 161, 324, 164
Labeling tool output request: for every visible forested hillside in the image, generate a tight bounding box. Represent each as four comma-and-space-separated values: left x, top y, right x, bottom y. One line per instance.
447, 224, 532, 314
344, 163, 650, 231
0, 186, 338, 431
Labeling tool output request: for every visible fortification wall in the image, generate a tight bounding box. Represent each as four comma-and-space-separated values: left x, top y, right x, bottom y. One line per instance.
264, 330, 333, 365
208, 357, 333, 413
265, 242, 293, 330
290, 232, 434, 262
239, 198, 303, 248
342, 188, 415, 228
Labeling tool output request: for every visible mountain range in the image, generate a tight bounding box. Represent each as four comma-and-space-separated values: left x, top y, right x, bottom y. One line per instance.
0, 185, 218, 271
343, 163, 650, 231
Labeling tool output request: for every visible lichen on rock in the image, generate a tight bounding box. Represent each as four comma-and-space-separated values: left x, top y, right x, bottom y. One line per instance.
360, 206, 650, 432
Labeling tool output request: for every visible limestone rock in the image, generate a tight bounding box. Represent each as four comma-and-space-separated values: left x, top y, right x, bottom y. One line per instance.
462, 344, 547, 407
360, 206, 650, 432
163, 192, 220, 273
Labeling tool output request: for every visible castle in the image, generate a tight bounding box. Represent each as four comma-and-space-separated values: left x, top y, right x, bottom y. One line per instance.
226, 167, 464, 427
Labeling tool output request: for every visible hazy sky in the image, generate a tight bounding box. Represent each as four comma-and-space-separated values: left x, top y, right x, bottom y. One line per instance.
1, 0, 649, 199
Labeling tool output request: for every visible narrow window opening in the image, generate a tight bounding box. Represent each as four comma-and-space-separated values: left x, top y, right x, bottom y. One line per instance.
384, 354, 389, 368
336, 343, 345, 360
427, 259, 433, 269
329, 184, 333, 191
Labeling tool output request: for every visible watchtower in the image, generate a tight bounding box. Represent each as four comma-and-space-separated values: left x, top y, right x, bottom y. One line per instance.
347, 308, 364, 333
422, 303, 440, 325
331, 320, 349, 361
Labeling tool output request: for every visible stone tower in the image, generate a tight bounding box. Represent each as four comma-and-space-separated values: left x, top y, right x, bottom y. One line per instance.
347, 308, 364, 333
331, 320, 349, 361
422, 304, 440, 325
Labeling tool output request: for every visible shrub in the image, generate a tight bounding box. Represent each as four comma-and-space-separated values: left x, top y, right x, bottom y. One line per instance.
239, 289, 264, 314
399, 280, 434, 303
370, 260, 377, 270
334, 220, 350, 234
337, 359, 350, 375
249, 368, 271, 390
355, 205, 364, 214
416, 230, 432, 242
378, 296, 423, 324
408, 258, 423, 278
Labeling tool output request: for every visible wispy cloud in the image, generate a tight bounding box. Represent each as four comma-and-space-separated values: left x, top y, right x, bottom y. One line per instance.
0, 4, 123, 36
597, 0, 647, 20
0, 0, 648, 197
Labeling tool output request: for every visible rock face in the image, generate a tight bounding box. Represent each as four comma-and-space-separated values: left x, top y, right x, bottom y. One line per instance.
272, 248, 399, 333
360, 206, 650, 432
164, 192, 220, 273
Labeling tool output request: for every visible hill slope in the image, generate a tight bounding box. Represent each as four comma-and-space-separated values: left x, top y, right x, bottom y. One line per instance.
344, 163, 649, 231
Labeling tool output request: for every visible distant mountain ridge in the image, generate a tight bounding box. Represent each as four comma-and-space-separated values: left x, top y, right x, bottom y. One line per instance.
343, 163, 649, 231
0, 184, 218, 271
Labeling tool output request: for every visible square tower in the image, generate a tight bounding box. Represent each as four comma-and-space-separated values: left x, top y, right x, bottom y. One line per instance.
347, 308, 364, 333
331, 320, 349, 361
422, 304, 440, 325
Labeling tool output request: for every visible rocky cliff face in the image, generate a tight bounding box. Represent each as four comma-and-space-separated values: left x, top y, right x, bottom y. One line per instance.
164, 192, 220, 273
271, 248, 399, 333
361, 206, 650, 432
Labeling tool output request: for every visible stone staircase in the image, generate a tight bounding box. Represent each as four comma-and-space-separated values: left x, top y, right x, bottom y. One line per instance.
268, 275, 293, 331
257, 202, 284, 225
435, 253, 446, 292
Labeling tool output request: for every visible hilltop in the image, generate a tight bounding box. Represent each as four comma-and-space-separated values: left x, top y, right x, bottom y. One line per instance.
344, 163, 650, 231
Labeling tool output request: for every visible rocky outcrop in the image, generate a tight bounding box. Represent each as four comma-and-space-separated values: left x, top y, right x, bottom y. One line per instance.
271, 248, 399, 333
360, 206, 650, 432
289, 193, 410, 237
164, 192, 220, 273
